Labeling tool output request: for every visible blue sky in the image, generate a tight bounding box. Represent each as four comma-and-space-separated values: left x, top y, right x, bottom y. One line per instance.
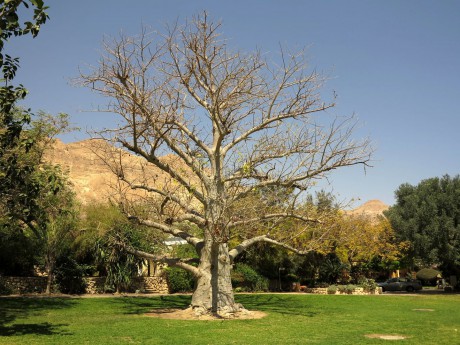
8, 0, 460, 206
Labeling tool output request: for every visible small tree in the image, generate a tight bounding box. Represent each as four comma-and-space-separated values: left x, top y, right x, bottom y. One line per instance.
80, 13, 372, 315
95, 223, 146, 294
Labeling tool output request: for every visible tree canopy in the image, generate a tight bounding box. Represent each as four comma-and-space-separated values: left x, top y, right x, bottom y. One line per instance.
385, 175, 460, 275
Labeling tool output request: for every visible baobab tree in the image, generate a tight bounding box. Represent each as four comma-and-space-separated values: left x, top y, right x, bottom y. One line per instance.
80, 12, 372, 316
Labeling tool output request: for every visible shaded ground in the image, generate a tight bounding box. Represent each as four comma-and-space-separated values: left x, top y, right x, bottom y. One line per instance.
144, 307, 266, 320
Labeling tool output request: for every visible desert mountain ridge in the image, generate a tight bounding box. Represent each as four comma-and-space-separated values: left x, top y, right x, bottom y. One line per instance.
45, 139, 389, 216
345, 199, 389, 217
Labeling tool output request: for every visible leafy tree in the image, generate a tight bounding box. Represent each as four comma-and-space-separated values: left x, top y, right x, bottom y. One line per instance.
0, 110, 77, 292
0, 217, 40, 276
0, 2, 82, 293
385, 175, 460, 276
1, 0, 49, 203
79, 12, 372, 315
333, 214, 405, 275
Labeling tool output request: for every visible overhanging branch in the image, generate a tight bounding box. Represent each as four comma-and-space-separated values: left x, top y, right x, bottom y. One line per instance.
228, 213, 321, 229
229, 235, 315, 263
124, 246, 201, 276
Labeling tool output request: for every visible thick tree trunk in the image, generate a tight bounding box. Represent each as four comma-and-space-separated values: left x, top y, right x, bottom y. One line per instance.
191, 241, 240, 316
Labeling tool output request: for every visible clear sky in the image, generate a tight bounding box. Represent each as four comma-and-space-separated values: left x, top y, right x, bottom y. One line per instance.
8, 0, 460, 206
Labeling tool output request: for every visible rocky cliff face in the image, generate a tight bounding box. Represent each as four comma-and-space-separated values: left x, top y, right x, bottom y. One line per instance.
45, 139, 389, 215
44, 139, 187, 205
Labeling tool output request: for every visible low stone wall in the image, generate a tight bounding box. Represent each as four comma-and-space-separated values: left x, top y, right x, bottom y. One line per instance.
305, 287, 381, 295
138, 276, 169, 294
1, 276, 169, 295
83, 277, 106, 294
83, 276, 169, 294
1, 276, 48, 294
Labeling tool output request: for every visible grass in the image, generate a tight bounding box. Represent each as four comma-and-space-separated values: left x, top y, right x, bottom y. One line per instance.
0, 294, 459, 344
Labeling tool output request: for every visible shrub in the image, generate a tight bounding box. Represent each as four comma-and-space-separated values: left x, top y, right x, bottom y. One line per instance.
318, 254, 346, 284
337, 285, 347, 294
327, 285, 337, 294
345, 284, 357, 294
359, 278, 377, 293
54, 256, 88, 294
336, 284, 357, 294
165, 267, 195, 293
231, 263, 269, 292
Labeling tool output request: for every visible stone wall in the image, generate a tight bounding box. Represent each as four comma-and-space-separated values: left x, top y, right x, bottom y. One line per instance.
1, 276, 48, 294
304, 287, 381, 295
138, 276, 169, 294
82, 277, 169, 294
83, 277, 106, 294
1, 276, 170, 295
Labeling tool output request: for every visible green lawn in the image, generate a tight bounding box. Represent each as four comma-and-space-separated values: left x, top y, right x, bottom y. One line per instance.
0, 294, 459, 344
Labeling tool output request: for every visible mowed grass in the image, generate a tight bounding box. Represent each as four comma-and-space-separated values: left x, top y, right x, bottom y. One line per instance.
0, 293, 459, 344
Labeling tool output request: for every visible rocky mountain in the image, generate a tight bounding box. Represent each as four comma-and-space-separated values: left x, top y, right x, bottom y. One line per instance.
346, 199, 389, 217
44, 139, 191, 205
45, 139, 389, 216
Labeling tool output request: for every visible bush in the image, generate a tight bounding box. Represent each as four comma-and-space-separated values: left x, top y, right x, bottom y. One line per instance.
165, 267, 195, 293
54, 256, 88, 294
336, 284, 357, 294
318, 254, 346, 284
327, 285, 337, 294
337, 285, 346, 293
231, 263, 269, 292
345, 284, 357, 294
359, 278, 377, 293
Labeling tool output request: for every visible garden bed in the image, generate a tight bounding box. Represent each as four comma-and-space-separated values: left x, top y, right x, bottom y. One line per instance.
305, 286, 382, 295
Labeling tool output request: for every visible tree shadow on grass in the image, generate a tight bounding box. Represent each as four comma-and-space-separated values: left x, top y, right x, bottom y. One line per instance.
115, 295, 192, 315
116, 294, 318, 318
0, 297, 74, 336
236, 294, 318, 317
0, 322, 71, 336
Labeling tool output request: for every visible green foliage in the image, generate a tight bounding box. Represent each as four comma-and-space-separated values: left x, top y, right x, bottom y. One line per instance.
1, 1, 49, 202
359, 278, 377, 293
53, 254, 88, 294
0, 111, 77, 289
345, 284, 357, 294
336, 284, 357, 294
385, 175, 460, 275
0, 219, 39, 276
327, 285, 337, 294
318, 253, 346, 284
95, 223, 147, 293
165, 267, 194, 293
231, 263, 269, 292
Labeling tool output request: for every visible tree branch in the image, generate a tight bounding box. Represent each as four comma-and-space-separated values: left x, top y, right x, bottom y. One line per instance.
124, 246, 201, 276
228, 213, 321, 229
228, 235, 314, 263
130, 215, 204, 249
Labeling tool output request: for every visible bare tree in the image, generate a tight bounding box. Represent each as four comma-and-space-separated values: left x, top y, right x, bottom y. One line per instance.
79, 12, 372, 316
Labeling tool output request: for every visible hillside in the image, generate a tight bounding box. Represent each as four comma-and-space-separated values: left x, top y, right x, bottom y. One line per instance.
45, 140, 389, 216
346, 199, 389, 217
44, 139, 193, 205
